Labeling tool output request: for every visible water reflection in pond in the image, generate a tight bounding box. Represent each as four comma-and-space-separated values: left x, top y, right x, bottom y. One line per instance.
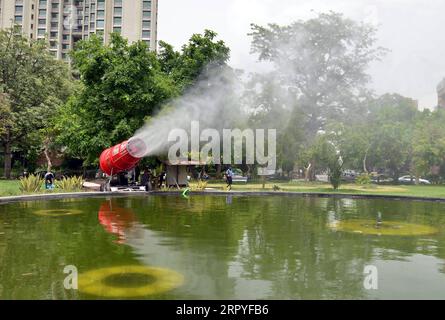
0, 195, 445, 299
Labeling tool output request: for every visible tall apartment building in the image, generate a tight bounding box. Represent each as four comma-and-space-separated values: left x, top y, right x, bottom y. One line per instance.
0, 0, 158, 61
438, 78, 445, 110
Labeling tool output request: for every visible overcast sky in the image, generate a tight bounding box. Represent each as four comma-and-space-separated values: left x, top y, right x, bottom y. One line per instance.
158, 0, 445, 109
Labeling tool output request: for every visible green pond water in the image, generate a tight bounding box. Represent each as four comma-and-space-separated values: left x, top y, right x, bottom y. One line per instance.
1, 194, 445, 299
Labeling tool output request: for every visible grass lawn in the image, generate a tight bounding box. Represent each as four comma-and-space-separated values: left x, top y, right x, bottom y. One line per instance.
0, 180, 84, 197
0, 180, 21, 197
191, 180, 445, 199
2, 179, 445, 199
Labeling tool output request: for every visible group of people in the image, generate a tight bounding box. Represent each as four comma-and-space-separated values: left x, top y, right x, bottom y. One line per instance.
139, 168, 166, 191
35, 166, 235, 191
136, 166, 234, 190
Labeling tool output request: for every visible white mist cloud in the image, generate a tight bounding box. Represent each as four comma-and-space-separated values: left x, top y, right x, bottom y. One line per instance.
158, 0, 445, 109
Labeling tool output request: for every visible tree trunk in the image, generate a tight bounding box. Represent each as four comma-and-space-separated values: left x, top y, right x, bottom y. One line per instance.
363, 148, 369, 173
3, 126, 12, 179
393, 169, 399, 184
216, 164, 222, 179
304, 162, 312, 181
3, 141, 12, 179
43, 138, 52, 172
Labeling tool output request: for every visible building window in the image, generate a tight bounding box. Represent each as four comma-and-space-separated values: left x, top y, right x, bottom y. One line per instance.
14, 16, 23, 23
38, 29, 46, 36
142, 1, 151, 10
39, 9, 47, 17
97, 0, 105, 10
97, 10, 104, 19
142, 11, 151, 19
114, 0, 122, 6
142, 30, 150, 38
113, 17, 122, 25
39, 19, 46, 25
15, 6, 23, 14
113, 27, 121, 33
114, 7, 122, 16
142, 20, 150, 29
96, 20, 104, 28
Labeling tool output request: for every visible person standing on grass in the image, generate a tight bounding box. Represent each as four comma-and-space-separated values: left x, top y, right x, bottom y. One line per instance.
226, 166, 234, 191
44, 171, 55, 190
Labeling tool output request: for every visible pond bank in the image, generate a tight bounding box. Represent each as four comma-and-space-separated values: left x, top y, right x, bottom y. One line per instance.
2, 189, 445, 204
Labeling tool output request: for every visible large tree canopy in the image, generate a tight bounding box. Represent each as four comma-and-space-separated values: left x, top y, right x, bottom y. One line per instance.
158, 29, 230, 90
57, 31, 230, 165
249, 11, 387, 136
57, 34, 176, 164
0, 27, 72, 178
246, 12, 387, 182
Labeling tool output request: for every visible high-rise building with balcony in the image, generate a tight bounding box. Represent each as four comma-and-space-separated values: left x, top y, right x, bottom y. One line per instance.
0, 0, 158, 61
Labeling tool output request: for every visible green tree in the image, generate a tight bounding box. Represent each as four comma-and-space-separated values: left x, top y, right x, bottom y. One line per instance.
248, 12, 387, 179
340, 93, 419, 180
368, 94, 418, 181
158, 29, 230, 90
58, 31, 231, 166
244, 73, 305, 176
309, 133, 343, 189
412, 109, 445, 183
57, 34, 177, 165
249, 11, 387, 137
0, 27, 71, 178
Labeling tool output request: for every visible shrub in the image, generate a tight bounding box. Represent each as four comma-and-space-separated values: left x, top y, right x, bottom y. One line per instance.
19, 174, 44, 193
329, 166, 342, 190
191, 180, 208, 191
356, 173, 372, 185
56, 176, 84, 192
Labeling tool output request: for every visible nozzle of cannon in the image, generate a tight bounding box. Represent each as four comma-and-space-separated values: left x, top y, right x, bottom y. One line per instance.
99, 138, 147, 176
